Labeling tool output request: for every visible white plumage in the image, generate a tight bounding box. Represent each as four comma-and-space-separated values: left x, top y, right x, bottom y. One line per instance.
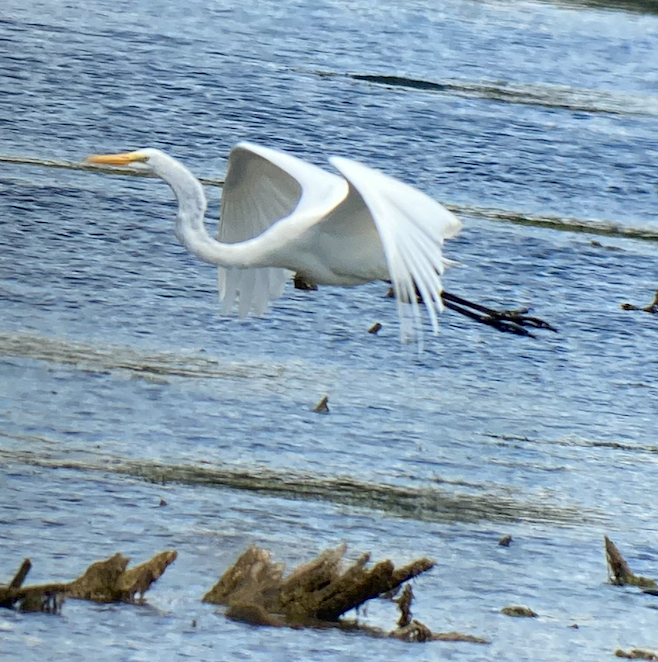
85, 142, 463, 341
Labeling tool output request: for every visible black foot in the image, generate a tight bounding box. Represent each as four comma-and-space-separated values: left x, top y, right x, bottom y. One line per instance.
486, 307, 558, 332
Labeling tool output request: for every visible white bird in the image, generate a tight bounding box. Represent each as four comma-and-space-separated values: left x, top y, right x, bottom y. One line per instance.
85, 142, 463, 341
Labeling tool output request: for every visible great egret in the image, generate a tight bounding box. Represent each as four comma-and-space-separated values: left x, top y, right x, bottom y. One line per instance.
85, 143, 554, 339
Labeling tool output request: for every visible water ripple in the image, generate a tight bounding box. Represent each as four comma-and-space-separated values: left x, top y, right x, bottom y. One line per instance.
327, 72, 658, 117
0, 153, 223, 186
2, 154, 657, 242
0, 443, 592, 525
0, 331, 283, 380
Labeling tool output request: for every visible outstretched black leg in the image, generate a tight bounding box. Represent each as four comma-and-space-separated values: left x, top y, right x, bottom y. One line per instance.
391, 285, 557, 336
441, 291, 558, 335
440, 293, 533, 336
293, 273, 557, 337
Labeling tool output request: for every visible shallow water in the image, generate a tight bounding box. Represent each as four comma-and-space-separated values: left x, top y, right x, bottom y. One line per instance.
1, 0, 658, 660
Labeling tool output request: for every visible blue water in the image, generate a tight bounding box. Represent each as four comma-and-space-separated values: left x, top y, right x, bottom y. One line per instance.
2, 0, 658, 660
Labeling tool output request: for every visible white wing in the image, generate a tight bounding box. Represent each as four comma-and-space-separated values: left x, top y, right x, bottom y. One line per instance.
329, 157, 463, 340
218, 142, 346, 316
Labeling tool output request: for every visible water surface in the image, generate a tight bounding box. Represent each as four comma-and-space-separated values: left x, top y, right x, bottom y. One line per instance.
1, 0, 658, 660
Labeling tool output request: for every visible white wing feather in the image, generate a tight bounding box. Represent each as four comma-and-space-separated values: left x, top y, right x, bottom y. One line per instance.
218, 142, 346, 316
329, 157, 463, 340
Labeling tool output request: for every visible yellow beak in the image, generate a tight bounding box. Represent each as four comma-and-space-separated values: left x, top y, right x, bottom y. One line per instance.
84, 151, 147, 166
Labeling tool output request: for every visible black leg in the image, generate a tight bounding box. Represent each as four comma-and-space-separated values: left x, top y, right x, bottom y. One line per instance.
293, 274, 318, 291
294, 273, 557, 337
440, 294, 535, 337
441, 291, 558, 333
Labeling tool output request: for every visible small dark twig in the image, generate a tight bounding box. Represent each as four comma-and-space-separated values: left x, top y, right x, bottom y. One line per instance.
395, 584, 413, 628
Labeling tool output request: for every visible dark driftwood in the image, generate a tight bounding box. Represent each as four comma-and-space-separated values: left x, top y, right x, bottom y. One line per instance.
68, 551, 178, 602
204, 543, 433, 624
0, 558, 66, 612
501, 605, 538, 618
312, 396, 330, 414
395, 584, 413, 627
615, 649, 658, 660
621, 289, 658, 314
391, 623, 489, 644
1, 551, 177, 612
604, 536, 657, 589
205, 544, 489, 643
9, 559, 32, 589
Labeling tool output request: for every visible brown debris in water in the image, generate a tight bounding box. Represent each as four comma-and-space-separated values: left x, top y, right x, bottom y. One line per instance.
0, 558, 67, 613
620, 289, 658, 314
8, 558, 32, 590
70, 550, 178, 602
204, 544, 488, 643
615, 649, 658, 660
1, 550, 177, 612
312, 395, 330, 414
604, 536, 657, 590
430, 630, 490, 644
395, 584, 413, 627
501, 605, 538, 618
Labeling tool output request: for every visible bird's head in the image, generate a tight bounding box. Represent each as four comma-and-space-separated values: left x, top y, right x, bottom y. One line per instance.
84, 148, 169, 172
84, 148, 203, 215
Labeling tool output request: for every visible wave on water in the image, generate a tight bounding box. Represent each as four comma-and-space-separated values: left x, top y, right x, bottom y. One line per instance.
2, 154, 657, 242
0, 332, 284, 381
541, 0, 658, 15
0, 153, 223, 187
486, 432, 658, 458
454, 204, 658, 242
0, 442, 591, 525
342, 73, 658, 118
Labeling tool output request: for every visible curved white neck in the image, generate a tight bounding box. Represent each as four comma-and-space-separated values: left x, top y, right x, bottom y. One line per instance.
159, 158, 262, 269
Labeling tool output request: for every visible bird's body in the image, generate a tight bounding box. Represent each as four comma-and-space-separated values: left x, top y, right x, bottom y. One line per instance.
217, 146, 386, 286
86, 142, 462, 339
